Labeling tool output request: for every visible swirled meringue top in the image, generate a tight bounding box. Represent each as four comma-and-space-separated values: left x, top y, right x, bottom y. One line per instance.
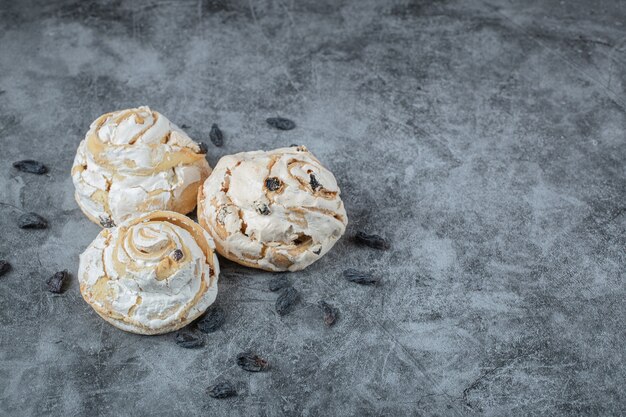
78, 211, 219, 334
198, 146, 348, 272
71, 106, 211, 226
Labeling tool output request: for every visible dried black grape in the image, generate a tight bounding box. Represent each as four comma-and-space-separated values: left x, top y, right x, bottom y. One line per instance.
256, 203, 270, 215
198, 142, 209, 154
175, 328, 204, 348
309, 174, 322, 190
98, 215, 115, 228
209, 123, 224, 147
276, 287, 299, 316
0, 260, 11, 277
343, 268, 379, 285
197, 306, 226, 333
171, 249, 184, 261
268, 276, 291, 292
47, 270, 68, 294
19, 212, 48, 229
181, 124, 191, 129
265, 177, 282, 191
207, 381, 237, 399
13, 160, 48, 175
236, 351, 268, 372
313, 247, 322, 255
354, 231, 390, 250
266, 117, 295, 130
318, 300, 338, 327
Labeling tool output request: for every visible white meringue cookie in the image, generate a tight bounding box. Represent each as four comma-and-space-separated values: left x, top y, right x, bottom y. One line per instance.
78, 211, 220, 335
197, 146, 348, 272
71, 106, 211, 226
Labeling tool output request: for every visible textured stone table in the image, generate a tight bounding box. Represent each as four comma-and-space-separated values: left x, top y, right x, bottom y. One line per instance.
1, 0, 624, 416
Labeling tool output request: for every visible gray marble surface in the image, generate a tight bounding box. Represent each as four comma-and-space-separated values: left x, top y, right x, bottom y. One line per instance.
1, 0, 625, 416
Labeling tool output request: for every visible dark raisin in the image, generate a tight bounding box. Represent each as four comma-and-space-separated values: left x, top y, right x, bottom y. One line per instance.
197, 306, 226, 333
256, 203, 270, 215
207, 381, 237, 399
268, 276, 291, 292
309, 174, 322, 190
313, 247, 322, 255
318, 300, 339, 327
181, 124, 190, 129
198, 142, 209, 154
19, 212, 48, 229
236, 351, 269, 372
265, 177, 282, 191
266, 117, 295, 130
209, 123, 224, 147
99, 215, 115, 228
47, 270, 68, 294
343, 268, 379, 285
290, 144, 299, 147
171, 249, 184, 261
276, 287, 299, 316
13, 160, 48, 175
354, 231, 390, 250
175, 328, 204, 348
0, 260, 11, 277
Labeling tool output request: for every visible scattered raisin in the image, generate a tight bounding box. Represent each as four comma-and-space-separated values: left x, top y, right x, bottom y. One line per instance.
276, 287, 299, 316
181, 124, 190, 129
19, 212, 48, 229
265, 177, 282, 191
207, 381, 237, 399
197, 306, 226, 333
171, 249, 184, 262
256, 203, 271, 215
198, 142, 209, 154
354, 231, 390, 250
343, 268, 379, 285
0, 260, 11, 277
209, 123, 224, 147
99, 215, 115, 228
290, 144, 299, 147
268, 276, 291, 292
13, 160, 48, 175
309, 174, 322, 190
47, 270, 68, 294
318, 300, 339, 327
266, 117, 295, 130
175, 328, 204, 348
236, 351, 269, 372
312, 247, 322, 255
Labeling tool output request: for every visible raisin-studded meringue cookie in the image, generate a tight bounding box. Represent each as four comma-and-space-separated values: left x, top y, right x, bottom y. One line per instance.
78, 211, 219, 335
72, 106, 211, 227
197, 146, 348, 272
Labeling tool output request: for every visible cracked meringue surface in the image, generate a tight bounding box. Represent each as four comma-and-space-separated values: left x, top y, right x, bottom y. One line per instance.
78, 211, 219, 335
71, 106, 211, 227
197, 146, 348, 272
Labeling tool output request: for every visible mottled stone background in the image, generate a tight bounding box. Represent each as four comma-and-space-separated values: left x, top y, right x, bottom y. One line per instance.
0, 0, 625, 416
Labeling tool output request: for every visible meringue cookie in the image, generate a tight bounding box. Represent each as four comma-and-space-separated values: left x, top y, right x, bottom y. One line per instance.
197, 146, 348, 272
71, 106, 211, 226
78, 211, 220, 335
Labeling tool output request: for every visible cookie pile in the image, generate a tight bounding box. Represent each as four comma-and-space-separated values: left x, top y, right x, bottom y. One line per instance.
73, 106, 348, 335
